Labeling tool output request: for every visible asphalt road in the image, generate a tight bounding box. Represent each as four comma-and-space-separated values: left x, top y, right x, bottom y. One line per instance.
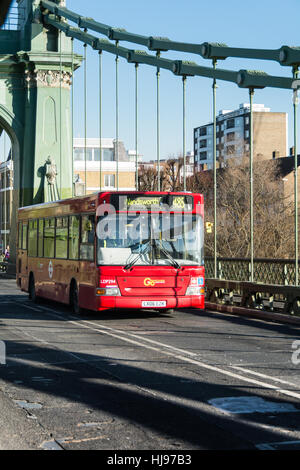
0, 278, 300, 451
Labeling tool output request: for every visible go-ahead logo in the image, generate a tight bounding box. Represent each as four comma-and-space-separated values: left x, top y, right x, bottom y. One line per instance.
144, 278, 165, 287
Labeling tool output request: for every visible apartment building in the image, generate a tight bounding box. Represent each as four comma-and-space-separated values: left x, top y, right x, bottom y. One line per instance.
194, 103, 287, 171
73, 138, 141, 194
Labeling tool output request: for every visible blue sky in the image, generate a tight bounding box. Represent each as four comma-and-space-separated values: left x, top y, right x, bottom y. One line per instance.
3, 0, 300, 162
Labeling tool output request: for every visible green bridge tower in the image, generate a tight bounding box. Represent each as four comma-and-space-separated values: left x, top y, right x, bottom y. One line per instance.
0, 0, 79, 263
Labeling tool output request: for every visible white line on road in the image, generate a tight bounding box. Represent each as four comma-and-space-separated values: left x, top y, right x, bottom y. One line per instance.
19, 301, 300, 402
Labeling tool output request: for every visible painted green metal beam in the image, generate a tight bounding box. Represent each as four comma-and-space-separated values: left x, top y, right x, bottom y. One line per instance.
43, 15, 294, 90
40, 1, 300, 67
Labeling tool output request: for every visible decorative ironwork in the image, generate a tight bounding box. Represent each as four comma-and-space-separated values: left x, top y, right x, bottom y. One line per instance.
205, 257, 299, 286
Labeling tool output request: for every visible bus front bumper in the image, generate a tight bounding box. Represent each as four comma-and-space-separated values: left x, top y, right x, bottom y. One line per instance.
97, 295, 204, 310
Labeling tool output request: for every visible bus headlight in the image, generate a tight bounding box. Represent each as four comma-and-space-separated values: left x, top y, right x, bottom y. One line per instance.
185, 286, 205, 296
96, 287, 121, 296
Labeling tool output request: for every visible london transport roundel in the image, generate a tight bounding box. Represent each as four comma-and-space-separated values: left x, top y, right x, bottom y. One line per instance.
48, 261, 53, 279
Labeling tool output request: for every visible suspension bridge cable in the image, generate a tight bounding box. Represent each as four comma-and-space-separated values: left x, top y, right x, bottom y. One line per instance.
99, 50, 102, 191
42, 14, 295, 90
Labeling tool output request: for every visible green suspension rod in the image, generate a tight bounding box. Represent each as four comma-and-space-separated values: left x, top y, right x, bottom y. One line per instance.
59, 28, 62, 197
135, 63, 139, 190
115, 41, 119, 191
249, 88, 254, 282
71, 37, 74, 197
182, 75, 186, 192
84, 38, 87, 195
99, 50, 102, 191
212, 59, 217, 279
156, 51, 160, 192
293, 66, 299, 286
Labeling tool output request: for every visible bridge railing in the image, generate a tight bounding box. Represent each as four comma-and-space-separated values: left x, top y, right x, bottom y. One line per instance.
205, 257, 297, 286
205, 257, 300, 316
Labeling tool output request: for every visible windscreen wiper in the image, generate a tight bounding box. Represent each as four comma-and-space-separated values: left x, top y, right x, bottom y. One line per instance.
124, 241, 151, 270
153, 239, 180, 269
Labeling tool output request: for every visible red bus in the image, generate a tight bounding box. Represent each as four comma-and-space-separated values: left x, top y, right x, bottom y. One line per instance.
17, 191, 204, 313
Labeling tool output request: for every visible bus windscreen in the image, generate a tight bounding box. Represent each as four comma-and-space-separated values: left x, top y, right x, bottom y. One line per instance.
97, 212, 204, 267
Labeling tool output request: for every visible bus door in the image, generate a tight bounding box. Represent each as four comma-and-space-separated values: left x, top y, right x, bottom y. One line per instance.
17, 221, 28, 290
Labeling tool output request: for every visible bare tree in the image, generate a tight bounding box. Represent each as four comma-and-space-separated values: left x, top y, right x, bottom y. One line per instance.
188, 157, 294, 259
164, 156, 184, 191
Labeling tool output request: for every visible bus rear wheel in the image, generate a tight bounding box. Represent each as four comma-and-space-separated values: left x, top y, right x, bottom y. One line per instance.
29, 274, 37, 303
70, 282, 80, 315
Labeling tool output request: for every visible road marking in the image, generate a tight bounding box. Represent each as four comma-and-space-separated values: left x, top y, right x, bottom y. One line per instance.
256, 441, 300, 450
6, 300, 300, 444
22, 302, 300, 402
231, 366, 299, 388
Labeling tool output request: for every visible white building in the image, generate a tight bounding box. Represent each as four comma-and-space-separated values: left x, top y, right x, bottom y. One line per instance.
73, 138, 142, 193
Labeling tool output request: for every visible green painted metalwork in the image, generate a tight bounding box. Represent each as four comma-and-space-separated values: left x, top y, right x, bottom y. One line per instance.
40, 1, 300, 67
212, 60, 217, 279
99, 50, 102, 191
41, 14, 294, 90
293, 67, 299, 285
156, 51, 160, 191
135, 63, 139, 190
182, 75, 186, 192
205, 257, 300, 286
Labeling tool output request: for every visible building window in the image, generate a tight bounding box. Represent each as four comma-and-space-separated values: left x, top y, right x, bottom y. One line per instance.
245, 130, 249, 138
227, 119, 235, 129
74, 148, 93, 161
227, 132, 235, 142
104, 174, 115, 187
245, 116, 249, 125
199, 139, 207, 148
199, 152, 207, 161
199, 127, 207, 136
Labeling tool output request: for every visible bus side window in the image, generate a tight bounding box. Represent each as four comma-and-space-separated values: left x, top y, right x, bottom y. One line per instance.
28, 219, 38, 257
69, 215, 80, 260
55, 217, 68, 259
38, 219, 44, 257
44, 218, 55, 258
80, 215, 95, 261
22, 222, 28, 251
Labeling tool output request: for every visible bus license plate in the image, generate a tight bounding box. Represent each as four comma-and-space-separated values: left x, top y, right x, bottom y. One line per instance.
142, 301, 167, 308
